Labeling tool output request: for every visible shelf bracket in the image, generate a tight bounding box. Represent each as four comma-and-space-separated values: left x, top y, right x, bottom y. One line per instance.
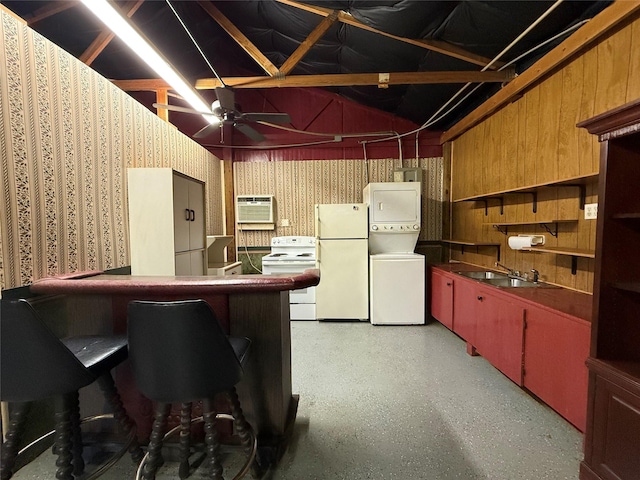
563, 183, 587, 209
494, 225, 508, 236
571, 256, 578, 275
528, 191, 537, 213
472, 198, 503, 216
540, 222, 558, 237
504, 191, 537, 213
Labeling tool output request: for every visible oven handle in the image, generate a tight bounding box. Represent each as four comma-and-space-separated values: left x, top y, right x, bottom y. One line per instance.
262, 262, 317, 267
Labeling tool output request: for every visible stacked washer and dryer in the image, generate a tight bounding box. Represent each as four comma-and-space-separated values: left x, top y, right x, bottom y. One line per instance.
364, 182, 425, 325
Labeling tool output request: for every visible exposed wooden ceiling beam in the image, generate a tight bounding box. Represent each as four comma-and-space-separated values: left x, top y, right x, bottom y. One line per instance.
279, 11, 339, 76
24, 1, 75, 25
195, 70, 513, 89
197, 0, 279, 77
110, 69, 513, 92
79, 0, 144, 66
441, 1, 640, 143
275, 0, 503, 70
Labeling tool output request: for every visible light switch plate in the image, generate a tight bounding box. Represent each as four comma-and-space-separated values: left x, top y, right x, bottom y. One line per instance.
584, 203, 598, 220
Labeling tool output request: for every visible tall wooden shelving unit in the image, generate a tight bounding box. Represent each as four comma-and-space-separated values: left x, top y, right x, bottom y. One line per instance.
577, 99, 640, 480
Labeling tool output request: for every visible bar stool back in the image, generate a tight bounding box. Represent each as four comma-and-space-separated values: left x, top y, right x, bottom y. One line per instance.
127, 299, 256, 480
0, 297, 143, 480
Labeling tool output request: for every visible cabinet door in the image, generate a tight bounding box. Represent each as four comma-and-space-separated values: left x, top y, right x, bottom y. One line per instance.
189, 249, 205, 275
175, 250, 205, 275
188, 180, 205, 251
175, 251, 191, 275
523, 306, 590, 431
452, 278, 479, 345
430, 270, 454, 330
173, 174, 191, 253
475, 288, 525, 385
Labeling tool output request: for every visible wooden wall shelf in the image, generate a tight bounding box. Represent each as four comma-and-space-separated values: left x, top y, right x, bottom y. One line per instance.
486, 219, 578, 237
520, 246, 595, 274
454, 173, 598, 214
612, 282, 640, 294
441, 240, 501, 261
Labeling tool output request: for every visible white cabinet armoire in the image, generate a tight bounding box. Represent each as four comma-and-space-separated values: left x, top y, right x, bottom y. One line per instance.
127, 168, 206, 275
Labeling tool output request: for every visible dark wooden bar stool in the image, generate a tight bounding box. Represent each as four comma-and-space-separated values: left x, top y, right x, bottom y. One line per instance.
126, 299, 256, 480
0, 297, 144, 480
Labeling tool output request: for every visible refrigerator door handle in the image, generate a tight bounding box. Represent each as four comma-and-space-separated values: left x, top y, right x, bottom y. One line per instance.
316, 240, 321, 263
315, 204, 320, 239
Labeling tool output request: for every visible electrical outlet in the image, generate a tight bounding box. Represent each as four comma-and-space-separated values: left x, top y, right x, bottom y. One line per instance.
584, 203, 598, 220
280, 218, 290, 227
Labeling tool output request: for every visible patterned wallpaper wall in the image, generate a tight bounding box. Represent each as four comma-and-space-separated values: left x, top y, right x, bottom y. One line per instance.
0, 10, 223, 290
234, 157, 444, 248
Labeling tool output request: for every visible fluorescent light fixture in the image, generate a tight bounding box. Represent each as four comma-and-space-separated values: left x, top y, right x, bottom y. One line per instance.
80, 0, 218, 126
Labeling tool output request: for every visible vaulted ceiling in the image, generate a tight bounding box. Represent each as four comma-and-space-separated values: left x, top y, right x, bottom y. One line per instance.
2, 0, 612, 149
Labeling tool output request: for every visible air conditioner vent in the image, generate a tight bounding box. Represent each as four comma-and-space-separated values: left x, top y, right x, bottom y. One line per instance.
236, 195, 274, 224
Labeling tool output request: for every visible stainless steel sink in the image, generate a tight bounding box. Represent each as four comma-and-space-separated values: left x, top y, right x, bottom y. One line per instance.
455, 271, 508, 280
481, 277, 559, 288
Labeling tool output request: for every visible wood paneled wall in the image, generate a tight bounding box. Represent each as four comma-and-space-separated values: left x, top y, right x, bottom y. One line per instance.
448, 14, 640, 293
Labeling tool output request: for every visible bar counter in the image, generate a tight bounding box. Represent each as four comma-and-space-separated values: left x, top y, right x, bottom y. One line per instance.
30, 268, 321, 467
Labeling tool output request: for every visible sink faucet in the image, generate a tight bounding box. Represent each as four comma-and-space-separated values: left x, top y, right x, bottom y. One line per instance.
495, 262, 522, 279
530, 269, 540, 283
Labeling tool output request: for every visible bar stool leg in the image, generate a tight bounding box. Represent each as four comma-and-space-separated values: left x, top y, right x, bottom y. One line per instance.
202, 398, 224, 480
226, 387, 253, 453
96, 373, 144, 463
53, 394, 75, 480
0, 402, 30, 480
142, 402, 171, 480
68, 391, 85, 476
178, 402, 192, 479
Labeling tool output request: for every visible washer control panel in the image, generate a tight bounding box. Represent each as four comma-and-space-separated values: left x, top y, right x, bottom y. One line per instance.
370, 224, 420, 232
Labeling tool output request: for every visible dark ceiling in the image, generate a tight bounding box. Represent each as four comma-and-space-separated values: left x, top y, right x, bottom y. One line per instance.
3, 0, 612, 142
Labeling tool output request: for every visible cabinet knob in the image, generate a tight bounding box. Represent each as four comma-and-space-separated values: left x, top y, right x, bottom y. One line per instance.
446, 282, 452, 286
477, 295, 483, 301
185, 209, 190, 221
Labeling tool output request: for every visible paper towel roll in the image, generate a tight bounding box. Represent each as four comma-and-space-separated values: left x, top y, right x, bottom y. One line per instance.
508, 235, 545, 250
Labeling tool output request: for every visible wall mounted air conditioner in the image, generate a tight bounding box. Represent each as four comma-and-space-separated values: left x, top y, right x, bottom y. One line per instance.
236, 195, 275, 224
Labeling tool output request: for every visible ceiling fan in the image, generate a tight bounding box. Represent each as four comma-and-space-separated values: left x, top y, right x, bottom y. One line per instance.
153, 87, 291, 143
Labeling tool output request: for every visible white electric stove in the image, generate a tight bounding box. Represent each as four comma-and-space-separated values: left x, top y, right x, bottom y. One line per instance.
262, 236, 317, 320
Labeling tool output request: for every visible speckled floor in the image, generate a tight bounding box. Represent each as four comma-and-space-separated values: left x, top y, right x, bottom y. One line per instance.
10, 320, 584, 479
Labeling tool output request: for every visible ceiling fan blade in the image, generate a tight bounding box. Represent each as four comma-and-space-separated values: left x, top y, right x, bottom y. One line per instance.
193, 122, 220, 139
215, 87, 236, 111
242, 112, 291, 124
153, 103, 214, 116
234, 122, 265, 142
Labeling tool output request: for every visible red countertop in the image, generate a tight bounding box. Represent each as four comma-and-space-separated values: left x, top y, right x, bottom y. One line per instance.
431, 263, 592, 323
30, 269, 320, 296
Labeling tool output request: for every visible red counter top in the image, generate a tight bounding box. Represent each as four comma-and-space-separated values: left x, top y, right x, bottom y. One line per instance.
30, 269, 320, 296
431, 263, 592, 323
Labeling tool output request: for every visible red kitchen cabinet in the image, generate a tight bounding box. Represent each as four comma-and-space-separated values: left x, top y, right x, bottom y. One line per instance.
452, 277, 479, 348
430, 269, 454, 330
475, 287, 525, 386
523, 306, 590, 431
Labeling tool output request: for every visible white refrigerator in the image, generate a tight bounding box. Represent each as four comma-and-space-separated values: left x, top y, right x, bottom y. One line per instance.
315, 203, 369, 321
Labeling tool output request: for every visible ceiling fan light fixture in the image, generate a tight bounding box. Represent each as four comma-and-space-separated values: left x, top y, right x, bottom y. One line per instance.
80, 0, 212, 123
